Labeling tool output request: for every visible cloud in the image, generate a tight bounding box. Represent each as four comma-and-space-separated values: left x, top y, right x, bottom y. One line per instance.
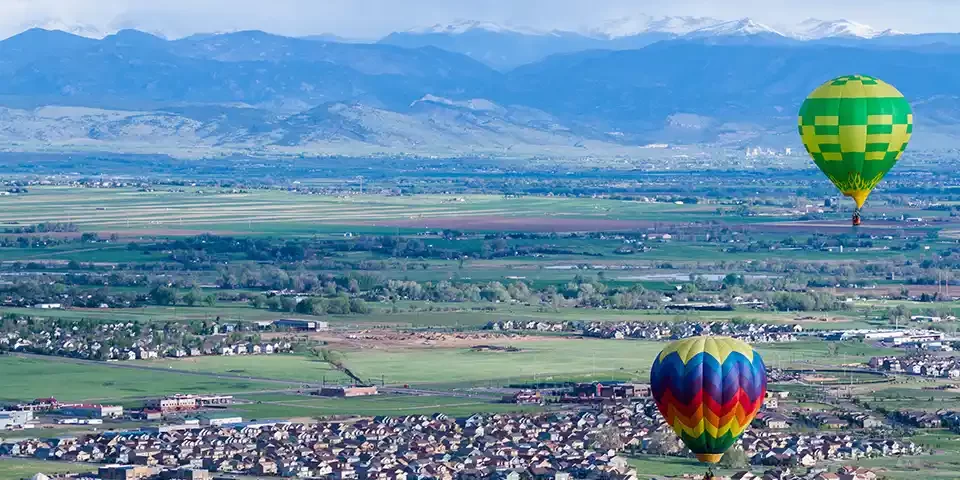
0, 0, 951, 39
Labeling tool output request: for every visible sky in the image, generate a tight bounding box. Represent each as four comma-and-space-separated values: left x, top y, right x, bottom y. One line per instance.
0, 0, 954, 39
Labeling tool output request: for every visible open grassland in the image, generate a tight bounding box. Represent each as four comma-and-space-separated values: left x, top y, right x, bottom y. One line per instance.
626, 455, 743, 477
0, 459, 93, 480
863, 385, 960, 411
142, 339, 884, 388
0, 355, 278, 403
140, 355, 354, 385
855, 453, 960, 479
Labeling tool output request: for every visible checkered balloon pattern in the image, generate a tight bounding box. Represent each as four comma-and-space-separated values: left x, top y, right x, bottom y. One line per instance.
798, 74, 913, 209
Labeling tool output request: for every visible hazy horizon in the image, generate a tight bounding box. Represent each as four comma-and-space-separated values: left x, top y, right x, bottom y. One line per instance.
1, 0, 957, 40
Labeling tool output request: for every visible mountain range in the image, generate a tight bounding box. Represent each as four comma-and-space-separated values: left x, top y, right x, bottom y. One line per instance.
1, 22, 960, 158
380, 17, 912, 69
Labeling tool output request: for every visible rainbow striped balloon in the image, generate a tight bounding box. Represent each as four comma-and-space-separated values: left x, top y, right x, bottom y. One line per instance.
650, 335, 767, 463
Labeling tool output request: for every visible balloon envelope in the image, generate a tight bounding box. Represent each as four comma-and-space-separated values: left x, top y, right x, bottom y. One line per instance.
798, 74, 913, 210
650, 335, 767, 463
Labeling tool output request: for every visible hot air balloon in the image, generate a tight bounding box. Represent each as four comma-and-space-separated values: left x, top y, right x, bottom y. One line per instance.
798, 74, 913, 226
650, 335, 767, 468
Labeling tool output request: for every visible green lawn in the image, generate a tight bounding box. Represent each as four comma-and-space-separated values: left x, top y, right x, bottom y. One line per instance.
626, 455, 749, 477
140, 337, 881, 389
138, 354, 354, 384
864, 387, 960, 411
853, 454, 960, 479
0, 355, 279, 403
0, 459, 94, 480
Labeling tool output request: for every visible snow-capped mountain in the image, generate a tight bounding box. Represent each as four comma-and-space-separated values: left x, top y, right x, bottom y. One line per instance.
13, 19, 112, 39
407, 20, 548, 36
684, 18, 785, 38
790, 18, 902, 39
588, 15, 722, 38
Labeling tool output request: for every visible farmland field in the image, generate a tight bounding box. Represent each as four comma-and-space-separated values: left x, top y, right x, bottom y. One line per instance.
0, 188, 711, 233
139, 339, 884, 388
0, 459, 93, 480
0, 188, 945, 246
139, 355, 354, 385
0, 355, 279, 403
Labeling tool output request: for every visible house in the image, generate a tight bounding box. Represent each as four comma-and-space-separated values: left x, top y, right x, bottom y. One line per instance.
760, 414, 790, 430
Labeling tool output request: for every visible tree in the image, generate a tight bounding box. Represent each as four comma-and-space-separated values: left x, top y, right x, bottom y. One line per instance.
593, 426, 624, 452
319, 348, 346, 369
647, 429, 682, 456
203, 294, 217, 307
720, 447, 748, 469
249, 294, 267, 309
183, 288, 203, 307
150, 285, 178, 306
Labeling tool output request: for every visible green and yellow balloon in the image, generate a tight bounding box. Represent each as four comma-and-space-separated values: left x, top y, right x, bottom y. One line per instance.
798, 74, 913, 226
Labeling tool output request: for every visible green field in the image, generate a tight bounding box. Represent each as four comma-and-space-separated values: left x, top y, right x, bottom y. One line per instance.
865, 386, 960, 412
139, 339, 881, 389
139, 355, 354, 384
0, 459, 93, 480
627, 455, 731, 477
0, 356, 279, 403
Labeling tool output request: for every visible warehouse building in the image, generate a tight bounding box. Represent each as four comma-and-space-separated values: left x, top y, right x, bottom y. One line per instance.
59, 404, 124, 418
273, 319, 329, 331
317, 386, 379, 397
0, 410, 34, 430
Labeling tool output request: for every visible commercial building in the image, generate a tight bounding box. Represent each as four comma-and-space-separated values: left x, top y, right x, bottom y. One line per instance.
198, 415, 243, 426
502, 390, 543, 405
146, 395, 198, 412
273, 318, 329, 331
15, 398, 59, 412
562, 382, 649, 402
0, 410, 34, 430
145, 394, 233, 413
195, 395, 233, 407
59, 404, 124, 418
98, 466, 159, 480
160, 469, 211, 480
317, 386, 379, 397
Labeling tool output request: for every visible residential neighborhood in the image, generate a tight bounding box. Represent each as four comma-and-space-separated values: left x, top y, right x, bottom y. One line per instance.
485, 320, 800, 343
0, 400, 926, 480
0, 317, 296, 361
868, 354, 960, 379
